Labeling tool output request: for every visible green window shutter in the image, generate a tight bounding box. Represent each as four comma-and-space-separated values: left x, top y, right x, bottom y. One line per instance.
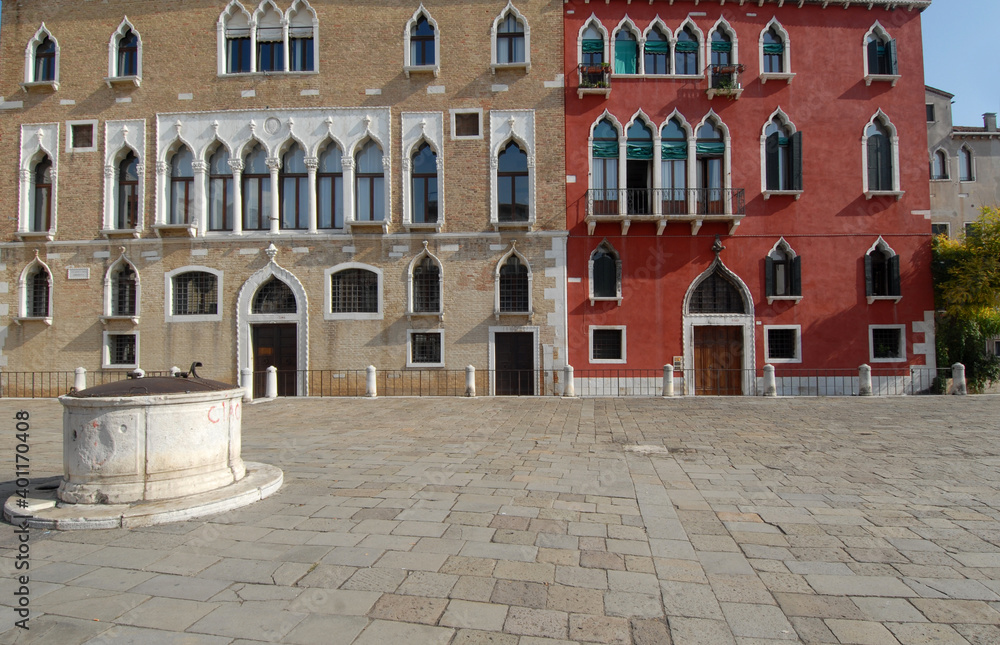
888, 255, 901, 296
614, 40, 638, 74
764, 256, 775, 297
762, 43, 784, 55
790, 131, 803, 191
675, 40, 699, 53
696, 142, 725, 156
661, 143, 687, 160
711, 41, 732, 53
887, 39, 898, 75
592, 141, 619, 159
626, 141, 653, 160
864, 253, 874, 296
765, 132, 780, 191
582, 39, 604, 54
644, 41, 669, 54
790, 256, 802, 296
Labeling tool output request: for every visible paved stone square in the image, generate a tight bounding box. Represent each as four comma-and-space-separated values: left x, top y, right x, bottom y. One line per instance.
1, 395, 1000, 644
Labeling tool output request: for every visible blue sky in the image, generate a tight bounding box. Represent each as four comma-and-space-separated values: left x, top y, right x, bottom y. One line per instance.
922, 0, 999, 127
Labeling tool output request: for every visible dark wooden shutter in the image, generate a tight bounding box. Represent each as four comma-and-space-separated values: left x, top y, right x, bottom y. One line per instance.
879, 137, 893, 191
888, 255, 900, 296
867, 137, 880, 190
765, 132, 779, 191
790, 132, 803, 191
887, 39, 898, 75
867, 39, 879, 74
864, 253, 874, 296
764, 256, 774, 297
791, 255, 802, 296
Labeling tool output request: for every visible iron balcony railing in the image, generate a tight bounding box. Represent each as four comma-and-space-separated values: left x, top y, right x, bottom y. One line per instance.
578, 64, 611, 91
587, 187, 745, 218
709, 63, 745, 92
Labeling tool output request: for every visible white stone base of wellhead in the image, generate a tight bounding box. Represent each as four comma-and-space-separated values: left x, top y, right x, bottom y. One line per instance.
3, 462, 283, 530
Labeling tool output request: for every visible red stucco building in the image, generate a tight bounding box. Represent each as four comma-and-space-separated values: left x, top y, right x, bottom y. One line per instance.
563, 0, 935, 395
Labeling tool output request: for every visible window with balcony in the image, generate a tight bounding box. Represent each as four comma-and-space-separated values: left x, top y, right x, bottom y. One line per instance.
591, 119, 619, 217
625, 120, 653, 215
208, 147, 233, 231
661, 118, 687, 217
317, 143, 344, 229
696, 122, 725, 215
582, 23, 605, 66
279, 144, 308, 229
579, 22, 609, 94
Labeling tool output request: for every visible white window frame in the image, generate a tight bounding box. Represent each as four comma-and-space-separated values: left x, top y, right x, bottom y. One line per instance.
588, 239, 622, 306
766, 237, 802, 305
491, 1, 530, 73
103, 120, 146, 236
18, 123, 59, 242
760, 108, 803, 200
286, 0, 319, 74
107, 17, 142, 87
577, 16, 608, 68
929, 147, 949, 181
959, 145, 975, 182
66, 120, 98, 153
401, 112, 444, 230
324, 262, 383, 321
23, 24, 59, 90
869, 324, 906, 363
103, 250, 140, 322
758, 18, 794, 84
217, 0, 318, 76
164, 266, 223, 323
494, 244, 533, 317
103, 331, 139, 369
16, 254, 53, 325
706, 17, 741, 98
489, 109, 536, 230
673, 18, 704, 78
217, 1, 254, 75
407, 244, 444, 318
403, 4, 440, 77
862, 21, 899, 87
407, 329, 444, 368
450, 108, 484, 141
640, 18, 673, 76
865, 236, 901, 304
589, 325, 627, 364
692, 110, 735, 231
931, 222, 950, 238
763, 325, 801, 364
862, 110, 903, 200
609, 17, 641, 77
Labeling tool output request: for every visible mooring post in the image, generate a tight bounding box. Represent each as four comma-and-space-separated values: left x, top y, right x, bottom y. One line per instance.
763, 364, 777, 397
74, 367, 87, 392
859, 364, 873, 396
366, 365, 377, 398
240, 368, 253, 402
952, 362, 967, 395
465, 365, 476, 397
265, 366, 278, 399
563, 365, 575, 398
662, 365, 674, 397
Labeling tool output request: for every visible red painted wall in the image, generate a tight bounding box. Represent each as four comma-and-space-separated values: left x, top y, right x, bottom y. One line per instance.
564, 1, 934, 373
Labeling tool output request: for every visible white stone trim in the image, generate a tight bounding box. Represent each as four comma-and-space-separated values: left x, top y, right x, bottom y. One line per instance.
490, 1, 530, 73
102, 331, 139, 369
403, 5, 440, 77
489, 109, 536, 228
693, 110, 733, 216
218, 1, 253, 75
164, 266, 224, 323
610, 16, 641, 75
577, 15, 609, 67
407, 328, 445, 368
494, 243, 533, 316
19, 123, 59, 239
641, 18, 673, 75
104, 120, 146, 232
287, 0, 319, 73
449, 108, 484, 141
17, 255, 53, 322
706, 16, 740, 89
589, 325, 627, 364
107, 16, 142, 84
862, 110, 902, 199
763, 325, 802, 364
758, 17, 794, 84
401, 112, 444, 229
23, 24, 59, 88
65, 120, 98, 153
324, 262, 383, 321
862, 21, 899, 86
407, 243, 444, 316
588, 239, 622, 306
236, 253, 308, 395
869, 324, 906, 363
760, 108, 797, 197
488, 325, 540, 395
103, 249, 140, 319
673, 18, 704, 77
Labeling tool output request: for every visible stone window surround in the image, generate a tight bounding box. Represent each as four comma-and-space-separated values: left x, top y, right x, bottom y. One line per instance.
862, 110, 903, 200
494, 242, 533, 317
103, 331, 139, 369
324, 262, 383, 321
705, 16, 740, 91
400, 112, 444, 230
865, 235, 901, 304
103, 120, 147, 236
869, 324, 906, 363
489, 109, 536, 230
758, 17, 795, 84
490, 1, 531, 73
66, 120, 99, 153
589, 325, 627, 364
450, 108, 484, 141
23, 24, 60, 90
164, 266, 224, 323
403, 4, 440, 78
407, 328, 445, 368
406, 242, 444, 318
760, 108, 803, 200
18, 123, 60, 241
216, 0, 319, 76
862, 21, 899, 86
16, 254, 53, 325
588, 238, 622, 306
107, 17, 142, 87
763, 324, 802, 364
103, 249, 140, 322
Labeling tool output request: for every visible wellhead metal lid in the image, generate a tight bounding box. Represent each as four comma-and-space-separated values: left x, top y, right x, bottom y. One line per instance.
66, 363, 236, 398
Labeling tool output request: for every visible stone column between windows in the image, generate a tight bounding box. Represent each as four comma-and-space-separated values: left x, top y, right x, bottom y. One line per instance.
652, 132, 663, 217
686, 138, 697, 216
18, 169, 31, 233
305, 156, 318, 233
617, 138, 627, 218
266, 157, 281, 234
342, 156, 355, 227
104, 165, 116, 229
281, 19, 290, 72
155, 162, 168, 226
229, 159, 244, 236
192, 161, 208, 236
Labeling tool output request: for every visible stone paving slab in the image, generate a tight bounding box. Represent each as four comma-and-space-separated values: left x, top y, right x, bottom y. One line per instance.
1, 396, 1000, 643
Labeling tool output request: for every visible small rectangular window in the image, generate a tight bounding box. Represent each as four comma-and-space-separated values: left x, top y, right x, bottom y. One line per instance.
926, 104, 935, 122
104, 332, 138, 368
66, 121, 98, 152
590, 327, 625, 363
451, 110, 483, 140
931, 223, 949, 237
871, 327, 903, 361
766, 328, 799, 361
409, 331, 443, 367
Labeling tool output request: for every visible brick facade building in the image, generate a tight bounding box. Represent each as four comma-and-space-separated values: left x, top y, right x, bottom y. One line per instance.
0, 0, 567, 396
563, 0, 936, 394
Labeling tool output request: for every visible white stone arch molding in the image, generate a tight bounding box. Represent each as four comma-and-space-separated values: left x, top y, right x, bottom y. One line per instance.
610, 16, 640, 75
487, 325, 540, 395
406, 241, 444, 316
287, 0, 319, 73
18, 122, 60, 239
674, 17, 704, 76
494, 241, 533, 316
401, 112, 444, 229
253, 0, 285, 70
680, 256, 756, 396
103, 120, 146, 233
577, 14, 608, 66
862, 21, 893, 79
24, 24, 59, 87
623, 109, 657, 196
217, 1, 253, 75
929, 145, 950, 180
489, 109, 536, 229
103, 248, 140, 320
693, 110, 734, 226
707, 16, 739, 77
157, 121, 200, 228
759, 107, 797, 194
164, 265, 224, 323
236, 249, 309, 395
491, 1, 531, 72
642, 18, 675, 74
17, 252, 53, 323
403, 4, 440, 76
107, 16, 142, 82
324, 261, 383, 321
759, 17, 793, 83
862, 109, 902, 198
588, 238, 622, 306
347, 119, 392, 230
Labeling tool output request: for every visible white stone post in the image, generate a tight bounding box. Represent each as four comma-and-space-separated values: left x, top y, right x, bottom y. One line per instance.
859, 364, 873, 396
240, 367, 253, 402
763, 364, 777, 397
229, 160, 244, 235
366, 365, 377, 398
170, 366, 181, 377
267, 157, 281, 235
265, 366, 278, 399
951, 362, 967, 395
465, 365, 476, 397
662, 365, 674, 397
192, 161, 208, 235
563, 365, 575, 398
74, 367, 87, 392
305, 157, 319, 233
